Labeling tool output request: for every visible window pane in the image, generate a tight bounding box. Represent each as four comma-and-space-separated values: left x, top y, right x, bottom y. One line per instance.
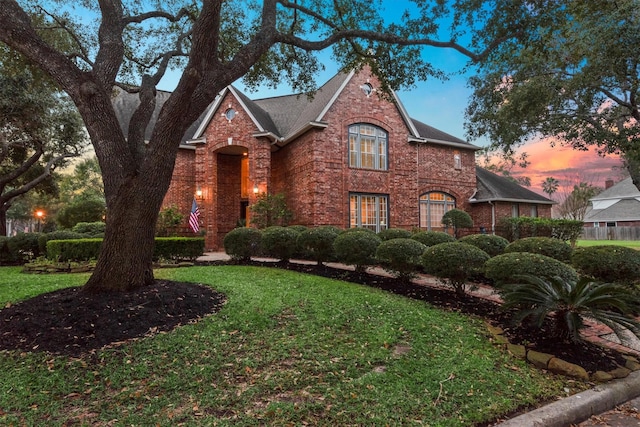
361, 137, 375, 169
348, 124, 387, 171
350, 194, 388, 232
349, 135, 358, 167
420, 192, 456, 230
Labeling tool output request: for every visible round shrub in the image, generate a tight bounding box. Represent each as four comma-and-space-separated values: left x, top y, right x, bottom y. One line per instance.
411, 231, 455, 247
297, 226, 341, 265
333, 230, 382, 273
572, 245, 640, 285
485, 252, 579, 286
72, 221, 106, 236
8, 232, 43, 262
421, 242, 490, 296
377, 228, 412, 241
441, 209, 473, 237
223, 227, 262, 261
504, 237, 573, 262
341, 227, 377, 234
260, 226, 301, 262
458, 234, 509, 257
375, 238, 426, 280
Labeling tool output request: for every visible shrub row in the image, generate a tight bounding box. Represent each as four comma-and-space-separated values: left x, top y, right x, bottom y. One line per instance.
46, 237, 205, 262
224, 226, 640, 288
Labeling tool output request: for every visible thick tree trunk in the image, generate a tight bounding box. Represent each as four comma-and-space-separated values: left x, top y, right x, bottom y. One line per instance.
83, 175, 164, 293
0, 206, 7, 236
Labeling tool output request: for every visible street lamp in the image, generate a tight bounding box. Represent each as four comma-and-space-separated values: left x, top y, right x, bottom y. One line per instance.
35, 210, 45, 232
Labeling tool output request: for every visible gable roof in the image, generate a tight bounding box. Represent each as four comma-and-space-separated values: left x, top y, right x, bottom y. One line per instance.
188, 67, 479, 151
584, 177, 640, 222
471, 166, 554, 205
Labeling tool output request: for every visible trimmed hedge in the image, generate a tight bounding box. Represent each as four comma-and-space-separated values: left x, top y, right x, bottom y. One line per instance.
224, 227, 263, 261
421, 242, 489, 296
485, 252, 579, 286
411, 231, 455, 247
38, 231, 85, 254
47, 237, 205, 262
499, 217, 583, 243
375, 238, 426, 279
458, 234, 509, 257
504, 237, 573, 262
333, 230, 382, 273
572, 245, 640, 285
71, 221, 106, 236
7, 232, 43, 263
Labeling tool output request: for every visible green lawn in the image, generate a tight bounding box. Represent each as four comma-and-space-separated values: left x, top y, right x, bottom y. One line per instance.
577, 240, 640, 248
0, 266, 574, 426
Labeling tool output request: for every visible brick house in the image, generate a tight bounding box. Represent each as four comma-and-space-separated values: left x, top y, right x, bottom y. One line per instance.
116, 66, 552, 250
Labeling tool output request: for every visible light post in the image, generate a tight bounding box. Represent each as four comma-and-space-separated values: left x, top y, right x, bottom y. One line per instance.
35, 210, 45, 232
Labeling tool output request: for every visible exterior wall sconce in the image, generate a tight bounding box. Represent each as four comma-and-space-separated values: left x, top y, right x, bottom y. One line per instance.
195, 186, 203, 199
253, 184, 259, 194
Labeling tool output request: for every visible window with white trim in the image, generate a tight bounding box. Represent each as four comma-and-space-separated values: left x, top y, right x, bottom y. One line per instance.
349, 124, 388, 170
419, 192, 455, 230
350, 193, 388, 232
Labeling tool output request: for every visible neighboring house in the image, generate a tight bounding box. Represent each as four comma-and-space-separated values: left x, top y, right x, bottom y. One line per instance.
470, 167, 554, 234
584, 178, 640, 228
115, 66, 553, 250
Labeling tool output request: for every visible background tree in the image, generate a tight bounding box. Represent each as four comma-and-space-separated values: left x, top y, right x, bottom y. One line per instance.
542, 177, 559, 200
476, 147, 531, 187
465, 0, 640, 189
557, 182, 601, 221
0, 0, 504, 292
0, 49, 86, 236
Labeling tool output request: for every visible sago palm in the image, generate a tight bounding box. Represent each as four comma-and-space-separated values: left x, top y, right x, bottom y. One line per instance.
499, 275, 640, 343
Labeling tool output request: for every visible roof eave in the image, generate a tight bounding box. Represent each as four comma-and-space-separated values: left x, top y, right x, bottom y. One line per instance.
469, 197, 555, 205
280, 121, 329, 146
410, 136, 481, 151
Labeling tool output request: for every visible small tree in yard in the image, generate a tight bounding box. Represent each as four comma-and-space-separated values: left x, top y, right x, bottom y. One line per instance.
333, 230, 381, 274
375, 238, 426, 281
441, 209, 473, 238
500, 275, 640, 343
156, 205, 184, 237
421, 242, 489, 297
250, 193, 293, 229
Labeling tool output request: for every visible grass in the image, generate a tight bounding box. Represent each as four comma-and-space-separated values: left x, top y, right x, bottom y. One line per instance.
0, 265, 576, 426
577, 240, 640, 248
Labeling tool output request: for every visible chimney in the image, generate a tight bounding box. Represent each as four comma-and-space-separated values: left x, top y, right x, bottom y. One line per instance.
605, 179, 614, 189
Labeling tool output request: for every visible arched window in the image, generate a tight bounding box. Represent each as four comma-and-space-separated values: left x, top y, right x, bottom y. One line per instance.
348, 124, 388, 170
419, 192, 455, 230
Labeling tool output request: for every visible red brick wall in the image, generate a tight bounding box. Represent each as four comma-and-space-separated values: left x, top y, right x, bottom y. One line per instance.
162, 147, 196, 235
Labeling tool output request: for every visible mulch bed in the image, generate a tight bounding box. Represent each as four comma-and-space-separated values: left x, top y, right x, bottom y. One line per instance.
0, 260, 629, 374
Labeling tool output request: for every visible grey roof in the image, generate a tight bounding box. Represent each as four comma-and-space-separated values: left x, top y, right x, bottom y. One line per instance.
111, 87, 204, 144
584, 177, 640, 222
411, 119, 470, 146
472, 166, 554, 204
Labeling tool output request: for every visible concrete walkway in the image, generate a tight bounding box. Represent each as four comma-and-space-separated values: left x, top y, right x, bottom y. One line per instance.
197, 252, 640, 426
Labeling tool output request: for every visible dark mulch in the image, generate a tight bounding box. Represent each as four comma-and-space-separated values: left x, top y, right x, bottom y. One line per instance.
0, 280, 226, 356
0, 260, 629, 374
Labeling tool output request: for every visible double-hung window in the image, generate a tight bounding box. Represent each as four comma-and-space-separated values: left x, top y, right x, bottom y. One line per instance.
350, 193, 388, 232
419, 192, 455, 230
349, 124, 388, 170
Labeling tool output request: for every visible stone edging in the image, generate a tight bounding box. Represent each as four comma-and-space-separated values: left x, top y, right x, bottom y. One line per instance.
486, 323, 640, 382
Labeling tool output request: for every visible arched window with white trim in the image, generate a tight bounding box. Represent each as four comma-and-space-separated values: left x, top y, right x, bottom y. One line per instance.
348, 124, 388, 170
419, 192, 455, 230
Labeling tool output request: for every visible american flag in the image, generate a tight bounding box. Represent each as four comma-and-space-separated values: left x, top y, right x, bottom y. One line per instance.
189, 198, 200, 233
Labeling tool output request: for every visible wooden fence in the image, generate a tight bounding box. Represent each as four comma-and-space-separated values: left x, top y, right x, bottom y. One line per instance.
581, 226, 640, 241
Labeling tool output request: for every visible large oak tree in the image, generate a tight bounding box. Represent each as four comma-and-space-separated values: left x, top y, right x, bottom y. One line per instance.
0, 0, 499, 292
465, 0, 640, 189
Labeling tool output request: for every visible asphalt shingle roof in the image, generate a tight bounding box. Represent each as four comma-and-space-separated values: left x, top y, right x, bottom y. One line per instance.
472, 166, 554, 204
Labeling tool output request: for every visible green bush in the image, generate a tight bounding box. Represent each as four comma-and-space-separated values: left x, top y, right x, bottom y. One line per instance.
250, 193, 293, 229
224, 227, 263, 261
421, 242, 490, 296
572, 245, 640, 285
441, 209, 473, 238
333, 230, 382, 273
376, 238, 426, 280
500, 275, 640, 343
377, 228, 412, 241
8, 232, 43, 263
0, 236, 16, 264
72, 221, 106, 236
458, 234, 509, 257
297, 226, 341, 265
38, 231, 85, 254
154, 237, 205, 261
498, 217, 583, 244
47, 238, 102, 262
261, 226, 300, 262
504, 237, 573, 262
156, 205, 184, 237
342, 227, 377, 234
411, 231, 455, 247
485, 252, 579, 286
